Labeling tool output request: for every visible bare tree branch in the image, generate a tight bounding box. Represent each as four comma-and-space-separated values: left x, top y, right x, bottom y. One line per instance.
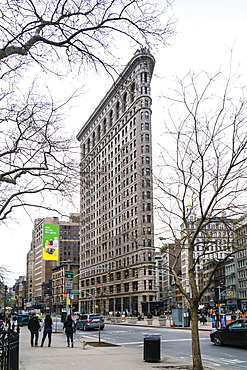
154, 68, 247, 370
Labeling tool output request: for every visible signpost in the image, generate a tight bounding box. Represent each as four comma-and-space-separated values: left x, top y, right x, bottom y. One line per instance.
65, 279, 73, 290
65, 271, 74, 279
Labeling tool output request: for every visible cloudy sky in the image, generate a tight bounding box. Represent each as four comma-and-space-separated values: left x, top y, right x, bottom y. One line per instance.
1, 0, 247, 286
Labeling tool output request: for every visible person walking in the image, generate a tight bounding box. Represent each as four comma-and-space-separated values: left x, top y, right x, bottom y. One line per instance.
28, 313, 41, 347
40, 314, 53, 347
63, 315, 75, 347
11, 313, 18, 331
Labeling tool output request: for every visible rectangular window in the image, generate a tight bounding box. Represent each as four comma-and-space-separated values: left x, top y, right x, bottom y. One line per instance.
132, 281, 138, 291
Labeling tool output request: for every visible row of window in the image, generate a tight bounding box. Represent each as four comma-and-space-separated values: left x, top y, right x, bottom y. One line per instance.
81, 101, 150, 156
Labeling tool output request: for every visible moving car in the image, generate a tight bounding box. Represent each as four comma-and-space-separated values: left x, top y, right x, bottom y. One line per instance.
76, 313, 105, 331
210, 318, 247, 347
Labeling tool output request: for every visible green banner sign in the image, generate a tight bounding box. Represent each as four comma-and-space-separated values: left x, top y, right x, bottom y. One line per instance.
42, 223, 59, 261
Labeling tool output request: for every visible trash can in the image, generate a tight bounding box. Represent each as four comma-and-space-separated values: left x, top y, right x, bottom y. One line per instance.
61, 311, 67, 323
143, 334, 161, 362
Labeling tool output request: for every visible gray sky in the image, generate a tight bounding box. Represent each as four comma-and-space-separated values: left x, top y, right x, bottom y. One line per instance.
1, 0, 247, 286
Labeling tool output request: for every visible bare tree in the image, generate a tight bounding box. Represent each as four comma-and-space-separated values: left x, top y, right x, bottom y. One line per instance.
0, 265, 11, 284
0, 83, 79, 221
0, 0, 175, 222
0, 0, 175, 69
154, 69, 247, 370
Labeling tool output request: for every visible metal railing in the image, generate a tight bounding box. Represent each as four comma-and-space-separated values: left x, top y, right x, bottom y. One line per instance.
0, 330, 19, 370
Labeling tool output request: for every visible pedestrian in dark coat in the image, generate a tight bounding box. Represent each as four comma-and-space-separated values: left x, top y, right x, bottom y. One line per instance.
40, 314, 53, 347
28, 313, 41, 347
63, 315, 75, 347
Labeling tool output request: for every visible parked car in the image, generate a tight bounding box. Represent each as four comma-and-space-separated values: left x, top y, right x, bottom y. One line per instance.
76, 314, 105, 331
17, 314, 30, 326
210, 318, 247, 347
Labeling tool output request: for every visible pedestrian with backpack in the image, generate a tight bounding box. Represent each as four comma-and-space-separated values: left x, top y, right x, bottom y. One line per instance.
63, 315, 75, 347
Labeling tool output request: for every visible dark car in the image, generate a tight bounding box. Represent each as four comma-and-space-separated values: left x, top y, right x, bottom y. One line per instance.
76, 313, 105, 331
210, 318, 247, 347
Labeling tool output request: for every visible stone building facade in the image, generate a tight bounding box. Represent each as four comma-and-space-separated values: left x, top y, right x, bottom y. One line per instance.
225, 216, 247, 310
52, 264, 79, 313
77, 49, 156, 314
26, 214, 80, 309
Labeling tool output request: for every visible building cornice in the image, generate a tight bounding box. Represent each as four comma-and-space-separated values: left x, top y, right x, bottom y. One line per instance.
76, 48, 155, 141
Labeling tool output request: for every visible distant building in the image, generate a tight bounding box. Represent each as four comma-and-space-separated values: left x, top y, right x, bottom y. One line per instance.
13, 276, 26, 310
225, 216, 247, 311
181, 202, 234, 307
77, 49, 156, 314
26, 214, 80, 310
159, 239, 182, 309
52, 263, 79, 313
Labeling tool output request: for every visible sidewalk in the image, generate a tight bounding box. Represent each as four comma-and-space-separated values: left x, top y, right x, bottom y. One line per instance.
19, 325, 163, 370
105, 316, 213, 331
19, 319, 213, 370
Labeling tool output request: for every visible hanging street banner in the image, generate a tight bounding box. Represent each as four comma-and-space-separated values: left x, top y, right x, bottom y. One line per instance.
42, 223, 59, 261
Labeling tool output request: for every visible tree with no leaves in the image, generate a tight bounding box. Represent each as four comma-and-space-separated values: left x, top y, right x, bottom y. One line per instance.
0, 0, 175, 222
154, 69, 247, 370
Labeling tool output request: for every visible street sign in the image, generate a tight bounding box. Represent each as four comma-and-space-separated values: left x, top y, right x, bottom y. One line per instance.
71, 292, 79, 295
65, 279, 73, 290
64, 271, 74, 279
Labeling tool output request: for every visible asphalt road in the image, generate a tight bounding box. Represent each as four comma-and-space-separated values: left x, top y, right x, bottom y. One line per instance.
75, 324, 247, 370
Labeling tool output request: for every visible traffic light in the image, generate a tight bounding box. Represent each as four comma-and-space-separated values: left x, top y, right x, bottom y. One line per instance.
107, 271, 111, 279
23, 299, 26, 306
134, 269, 138, 278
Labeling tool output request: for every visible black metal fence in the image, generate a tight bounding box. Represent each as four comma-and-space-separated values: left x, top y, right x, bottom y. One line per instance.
0, 330, 19, 370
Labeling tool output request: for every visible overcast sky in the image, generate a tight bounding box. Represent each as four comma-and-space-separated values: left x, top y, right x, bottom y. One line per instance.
1, 0, 247, 286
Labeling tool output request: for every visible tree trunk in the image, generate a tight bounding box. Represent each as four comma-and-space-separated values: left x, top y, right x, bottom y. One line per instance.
190, 301, 203, 370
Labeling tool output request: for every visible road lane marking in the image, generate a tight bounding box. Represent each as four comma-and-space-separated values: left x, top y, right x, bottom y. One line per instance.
119, 338, 208, 345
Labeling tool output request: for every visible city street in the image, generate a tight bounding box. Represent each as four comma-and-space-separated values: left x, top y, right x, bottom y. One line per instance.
76, 324, 247, 370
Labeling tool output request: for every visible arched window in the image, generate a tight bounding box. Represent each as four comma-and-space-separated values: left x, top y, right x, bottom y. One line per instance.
97, 125, 101, 141
92, 132, 96, 147
87, 138, 90, 153
123, 92, 127, 112
103, 118, 107, 134
82, 144, 85, 157
144, 111, 149, 119
115, 101, 120, 120
140, 72, 148, 83
130, 83, 135, 102
109, 110, 113, 127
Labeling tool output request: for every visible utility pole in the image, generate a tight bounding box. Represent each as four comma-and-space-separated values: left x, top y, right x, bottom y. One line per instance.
61, 259, 74, 316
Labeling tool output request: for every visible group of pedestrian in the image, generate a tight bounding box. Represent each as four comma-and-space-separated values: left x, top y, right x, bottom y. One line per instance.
27, 313, 75, 348
0, 312, 18, 333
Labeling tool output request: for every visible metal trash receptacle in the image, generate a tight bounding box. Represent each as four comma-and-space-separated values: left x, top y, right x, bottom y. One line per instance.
143, 334, 161, 362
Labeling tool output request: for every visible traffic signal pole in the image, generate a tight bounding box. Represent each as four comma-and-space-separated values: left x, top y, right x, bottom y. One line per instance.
61, 260, 73, 316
